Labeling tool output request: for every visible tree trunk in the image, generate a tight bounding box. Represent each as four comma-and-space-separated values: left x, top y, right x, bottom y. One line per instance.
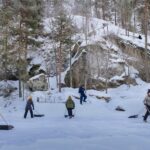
69, 46, 73, 88
18, 20, 22, 98
23, 82, 25, 101
4, 25, 8, 80
114, 6, 117, 25
53, 44, 59, 88
58, 43, 62, 92
19, 80, 22, 98
102, 0, 105, 20
144, 0, 149, 82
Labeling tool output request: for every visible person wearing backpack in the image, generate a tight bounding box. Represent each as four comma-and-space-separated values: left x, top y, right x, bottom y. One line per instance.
65, 96, 75, 118
78, 85, 87, 105
24, 96, 34, 119
143, 89, 150, 122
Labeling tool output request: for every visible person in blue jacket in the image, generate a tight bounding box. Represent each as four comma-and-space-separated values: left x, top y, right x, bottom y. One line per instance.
24, 96, 34, 118
79, 85, 87, 104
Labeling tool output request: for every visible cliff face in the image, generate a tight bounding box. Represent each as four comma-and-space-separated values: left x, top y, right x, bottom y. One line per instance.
64, 35, 147, 90
114, 36, 150, 82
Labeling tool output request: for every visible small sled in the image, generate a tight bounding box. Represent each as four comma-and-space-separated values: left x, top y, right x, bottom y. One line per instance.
0, 125, 14, 130
34, 114, 45, 117
128, 114, 138, 118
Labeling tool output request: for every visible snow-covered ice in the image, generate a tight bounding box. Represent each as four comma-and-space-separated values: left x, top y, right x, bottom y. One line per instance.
0, 78, 150, 150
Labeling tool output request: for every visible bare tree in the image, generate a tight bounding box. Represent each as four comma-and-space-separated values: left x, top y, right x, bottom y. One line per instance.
50, 7, 75, 92
144, 0, 149, 81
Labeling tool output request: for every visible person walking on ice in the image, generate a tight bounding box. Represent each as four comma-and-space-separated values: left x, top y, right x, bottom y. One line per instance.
24, 96, 34, 119
79, 85, 87, 105
65, 96, 75, 118
143, 89, 150, 122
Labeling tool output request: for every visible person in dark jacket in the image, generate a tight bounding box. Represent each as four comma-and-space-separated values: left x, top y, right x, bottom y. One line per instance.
79, 85, 87, 104
138, 35, 142, 39
65, 96, 75, 118
143, 89, 150, 122
24, 96, 34, 118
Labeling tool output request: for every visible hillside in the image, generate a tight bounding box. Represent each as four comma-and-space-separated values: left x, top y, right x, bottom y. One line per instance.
0, 0, 150, 150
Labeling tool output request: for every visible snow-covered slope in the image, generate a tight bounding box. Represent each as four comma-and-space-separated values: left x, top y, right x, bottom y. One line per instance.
30, 15, 150, 80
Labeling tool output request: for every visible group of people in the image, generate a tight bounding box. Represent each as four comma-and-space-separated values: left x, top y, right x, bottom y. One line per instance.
23, 85, 150, 122
24, 85, 87, 119
64, 85, 87, 118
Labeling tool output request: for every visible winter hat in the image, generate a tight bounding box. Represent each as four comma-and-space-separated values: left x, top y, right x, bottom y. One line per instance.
28, 96, 32, 100
68, 96, 72, 100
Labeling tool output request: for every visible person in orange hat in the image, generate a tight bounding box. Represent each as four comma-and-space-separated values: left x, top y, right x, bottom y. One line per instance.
24, 96, 34, 118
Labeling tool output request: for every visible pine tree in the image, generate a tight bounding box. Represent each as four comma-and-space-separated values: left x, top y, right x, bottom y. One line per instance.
12, 0, 44, 97
0, 0, 16, 80
51, 9, 76, 92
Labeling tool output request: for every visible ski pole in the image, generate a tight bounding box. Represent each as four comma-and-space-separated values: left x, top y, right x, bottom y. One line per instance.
137, 107, 145, 115
73, 107, 76, 116
64, 107, 67, 116
0, 113, 9, 125
87, 97, 91, 104
34, 110, 40, 115
145, 105, 150, 113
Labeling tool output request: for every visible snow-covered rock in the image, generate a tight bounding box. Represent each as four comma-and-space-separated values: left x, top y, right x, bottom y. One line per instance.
115, 106, 126, 112
64, 43, 137, 90
0, 80, 17, 97
27, 74, 48, 91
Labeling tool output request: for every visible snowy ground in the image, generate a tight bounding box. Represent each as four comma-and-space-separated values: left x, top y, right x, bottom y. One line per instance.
0, 5, 150, 150
0, 78, 150, 150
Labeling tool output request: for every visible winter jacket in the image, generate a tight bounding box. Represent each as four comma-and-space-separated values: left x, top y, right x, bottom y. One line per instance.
143, 95, 150, 106
66, 97, 75, 109
79, 86, 85, 95
25, 99, 34, 110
